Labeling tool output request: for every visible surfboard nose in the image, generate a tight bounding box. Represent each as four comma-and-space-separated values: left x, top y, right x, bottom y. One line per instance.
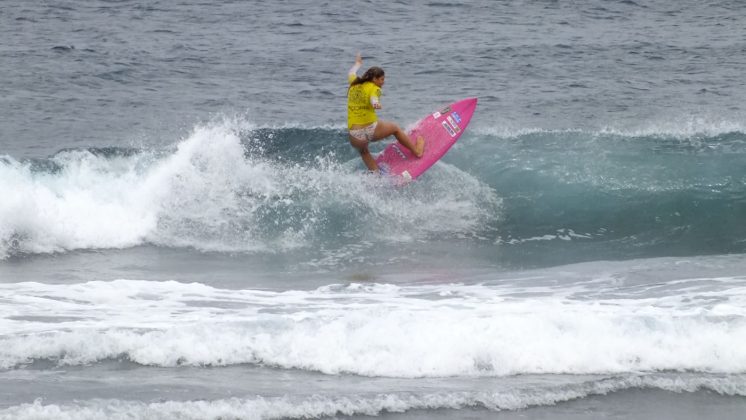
455, 97, 478, 112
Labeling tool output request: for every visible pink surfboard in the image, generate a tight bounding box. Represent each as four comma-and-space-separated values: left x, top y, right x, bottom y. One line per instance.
376, 97, 477, 184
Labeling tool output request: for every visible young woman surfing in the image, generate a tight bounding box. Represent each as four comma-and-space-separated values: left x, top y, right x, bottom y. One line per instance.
347, 53, 424, 172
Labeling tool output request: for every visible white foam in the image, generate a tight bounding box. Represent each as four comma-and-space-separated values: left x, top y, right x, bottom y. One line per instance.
2, 278, 746, 377
0, 151, 157, 258
1, 374, 745, 420
497, 229, 595, 245
472, 126, 585, 139
600, 115, 746, 139
473, 115, 746, 139
0, 117, 500, 259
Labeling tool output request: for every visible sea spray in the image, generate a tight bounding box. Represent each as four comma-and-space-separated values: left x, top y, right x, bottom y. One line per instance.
0, 118, 500, 259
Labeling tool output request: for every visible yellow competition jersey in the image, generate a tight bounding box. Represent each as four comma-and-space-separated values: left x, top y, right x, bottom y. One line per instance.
347, 73, 381, 129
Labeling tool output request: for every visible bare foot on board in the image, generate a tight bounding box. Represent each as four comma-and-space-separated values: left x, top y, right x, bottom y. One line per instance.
414, 135, 425, 158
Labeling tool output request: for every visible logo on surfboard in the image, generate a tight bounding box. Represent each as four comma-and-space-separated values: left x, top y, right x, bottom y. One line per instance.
447, 116, 461, 133
391, 144, 408, 159
442, 121, 456, 137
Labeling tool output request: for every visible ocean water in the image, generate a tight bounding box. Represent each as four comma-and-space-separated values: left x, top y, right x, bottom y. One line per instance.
2, 0, 746, 419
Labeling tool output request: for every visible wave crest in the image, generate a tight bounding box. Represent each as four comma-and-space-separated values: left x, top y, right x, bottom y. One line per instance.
0, 118, 500, 259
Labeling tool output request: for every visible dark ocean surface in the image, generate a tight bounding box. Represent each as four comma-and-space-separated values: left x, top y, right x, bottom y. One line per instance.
2, 1, 746, 419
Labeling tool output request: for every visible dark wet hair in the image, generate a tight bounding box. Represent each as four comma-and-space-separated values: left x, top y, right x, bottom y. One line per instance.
350, 66, 385, 87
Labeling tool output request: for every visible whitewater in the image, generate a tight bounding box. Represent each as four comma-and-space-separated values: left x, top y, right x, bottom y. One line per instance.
2, 117, 744, 265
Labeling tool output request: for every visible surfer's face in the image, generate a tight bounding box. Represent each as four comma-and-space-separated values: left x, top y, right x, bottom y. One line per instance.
373, 75, 385, 87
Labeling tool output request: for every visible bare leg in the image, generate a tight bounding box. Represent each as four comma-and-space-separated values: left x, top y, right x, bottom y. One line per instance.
359, 148, 378, 171
349, 134, 379, 171
373, 121, 424, 157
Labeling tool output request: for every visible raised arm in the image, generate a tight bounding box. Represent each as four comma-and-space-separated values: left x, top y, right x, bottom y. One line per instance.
348, 52, 362, 82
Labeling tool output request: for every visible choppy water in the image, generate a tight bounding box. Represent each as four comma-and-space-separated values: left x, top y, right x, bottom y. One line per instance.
2, 1, 746, 419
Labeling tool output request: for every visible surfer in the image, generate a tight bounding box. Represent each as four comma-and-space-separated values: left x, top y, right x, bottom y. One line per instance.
347, 52, 424, 172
